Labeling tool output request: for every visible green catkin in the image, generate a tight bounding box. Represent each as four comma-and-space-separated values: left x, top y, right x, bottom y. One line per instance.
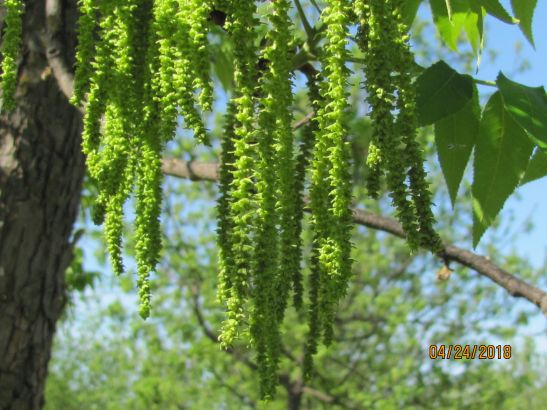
303, 248, 321, 381
292, 74, 320, 310
173, 0, 210, 144
134, 126, 163, 319
219, 0, 259, 348
365, 142, 382, 199
316, 0, 353, 344
0, 0, 23, 110
153, 0, 209, 144
74, 0, 213, 318
270, 0, 296, 324
154, 0, 184, 143
250, 0, 296, 398
83, 5, 124, 254
98, 0, 143, 278
132, 0, 163, 320
68, 0, 444, 393
303, 71, 324, 382
355, 0, 420, 250
392, 2, 443, 253
217, 100, 237, 304
81, 9, 117, 182
186, 0, 213, 112
252, 87, 281, 399
357, 5, 383, 199
72, 0, 97, 105
307, 84, 331, 381
101, 103, 132, 276
306, 0, 353, 375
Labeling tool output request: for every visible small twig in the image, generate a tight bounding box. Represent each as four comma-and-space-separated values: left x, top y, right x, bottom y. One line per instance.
474, 78, 497, 87
309, 0, 322, 14
294, 0, 315, 40
293, 111, 315, 129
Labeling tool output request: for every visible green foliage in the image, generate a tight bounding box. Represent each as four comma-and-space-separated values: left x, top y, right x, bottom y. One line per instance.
434, 84, 480, 206
472, 92, 534, 246
401, 0, 423, 27
429, 0, 483, 54
521, 149, 547, 186
497, 73, 547, 150
416, 61, 474, 126
476, 0, 517, 24
411, 1, 547, 244
510, 0, 537, 46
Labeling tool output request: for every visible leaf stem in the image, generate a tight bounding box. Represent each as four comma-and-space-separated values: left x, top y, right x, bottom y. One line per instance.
294, 0, 315, 40
474, 78, 497, 87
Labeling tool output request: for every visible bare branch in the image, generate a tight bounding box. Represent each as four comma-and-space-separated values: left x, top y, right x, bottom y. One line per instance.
162, 159, 219, 182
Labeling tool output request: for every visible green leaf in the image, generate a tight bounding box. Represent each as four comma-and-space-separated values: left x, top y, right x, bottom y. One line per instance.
435, 84, 480, 206
511, 0, 537, 47
497, 73, 547, 149
401, 0, 423, 27
208, 32, 234, 92
520, 149, 547, 186
445, 0, 454, 20
429, 0, 483, 52
464, 2, 484, 58
475, 0, 518, 24
472, 92, 534, 247
416, 60, 474, 126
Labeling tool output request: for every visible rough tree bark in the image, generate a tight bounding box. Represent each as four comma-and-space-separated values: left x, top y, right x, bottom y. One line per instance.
0, 1, 82, 409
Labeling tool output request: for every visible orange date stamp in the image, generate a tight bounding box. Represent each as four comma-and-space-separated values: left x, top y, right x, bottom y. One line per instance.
429, 344, 512, 360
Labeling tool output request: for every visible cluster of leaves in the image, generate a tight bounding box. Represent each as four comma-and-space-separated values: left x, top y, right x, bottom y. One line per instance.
412, 0, 547, 246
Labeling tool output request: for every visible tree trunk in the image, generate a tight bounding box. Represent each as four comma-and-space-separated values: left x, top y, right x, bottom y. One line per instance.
0, 1, 82, 409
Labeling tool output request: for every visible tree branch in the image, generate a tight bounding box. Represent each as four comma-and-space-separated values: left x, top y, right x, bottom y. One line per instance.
166, 159, 547, 316
44, 0, 76, 100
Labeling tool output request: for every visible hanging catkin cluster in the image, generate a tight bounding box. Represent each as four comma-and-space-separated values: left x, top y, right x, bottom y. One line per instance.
355, 0, 442, 252
0, 0, 444, 398
215, 0, 304, 398
72, 0, 213, 319
304, 0, 353, 380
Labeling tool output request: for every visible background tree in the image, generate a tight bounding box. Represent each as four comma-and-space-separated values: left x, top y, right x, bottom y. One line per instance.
1, 1, 546, 409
